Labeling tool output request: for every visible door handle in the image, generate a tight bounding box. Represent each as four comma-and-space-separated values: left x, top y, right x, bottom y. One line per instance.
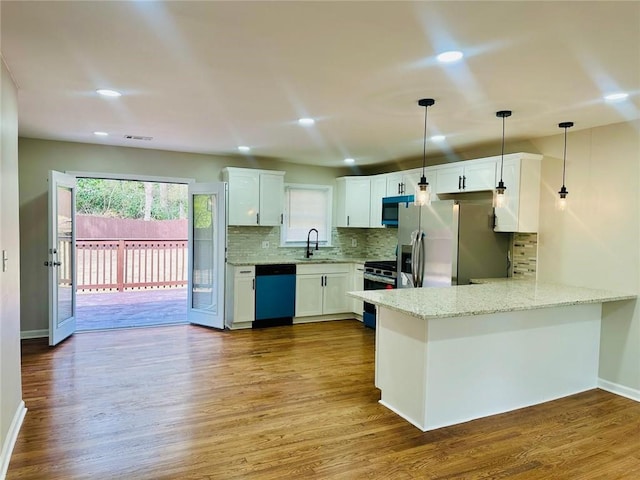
256, 213, 260, 224
252, 278, 255, 290
280, 213, 283, 225
347, 215, 350, 226
462, 176, 466, 190
458, 176, 462, 190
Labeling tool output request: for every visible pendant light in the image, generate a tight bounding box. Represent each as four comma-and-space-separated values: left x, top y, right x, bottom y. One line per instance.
415, 98, 435, 207
557, 121, 574, 211
494, 110, 511, 208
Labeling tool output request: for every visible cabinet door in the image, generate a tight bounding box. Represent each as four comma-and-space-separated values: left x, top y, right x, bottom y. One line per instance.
259, 173, 284, 226
322, 273, 350, 314
234, 275, 255, 323
295, 274, 324, 317
345, 178, 371, 227
227, 171, 260, 225
463, 159, 496, 192
351, 264, 364, 315
369, 175, 387, 228
385, 172, 404, 195
435, 165, 464, 194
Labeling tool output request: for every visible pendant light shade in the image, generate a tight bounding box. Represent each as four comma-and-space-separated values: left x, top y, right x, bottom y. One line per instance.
494, 110, 512, 208
557, 121, 574, 211
415, 98, 435, 207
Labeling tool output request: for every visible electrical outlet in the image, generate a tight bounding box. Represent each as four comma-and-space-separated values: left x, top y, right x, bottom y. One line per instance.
261, 241, 270, 249
351, 238, 357, 247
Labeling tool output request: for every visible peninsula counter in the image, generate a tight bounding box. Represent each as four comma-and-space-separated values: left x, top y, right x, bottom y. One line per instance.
348, 281, 634, 431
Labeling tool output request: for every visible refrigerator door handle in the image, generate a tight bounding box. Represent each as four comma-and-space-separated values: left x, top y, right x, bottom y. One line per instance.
411, 231, 419, 287
416, 233, 426, 287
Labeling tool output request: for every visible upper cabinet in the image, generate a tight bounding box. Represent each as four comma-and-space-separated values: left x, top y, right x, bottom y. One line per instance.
385, 168, 437, 199
493, 153, 542, 233
336, 177, 371, 227
435, 158, 497, 194
222, 167, 285, 226
369, 174, 387, 228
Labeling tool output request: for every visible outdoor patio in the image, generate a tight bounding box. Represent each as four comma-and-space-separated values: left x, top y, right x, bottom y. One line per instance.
76, 288, 188, 331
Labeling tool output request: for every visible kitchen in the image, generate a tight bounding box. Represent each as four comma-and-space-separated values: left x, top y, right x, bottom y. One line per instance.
2, 1, 640, 478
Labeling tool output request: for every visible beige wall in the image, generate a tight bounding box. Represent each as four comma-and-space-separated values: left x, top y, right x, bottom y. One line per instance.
1, 58, 24, 472
18, 138, 341, 332
532, 120, 640, 393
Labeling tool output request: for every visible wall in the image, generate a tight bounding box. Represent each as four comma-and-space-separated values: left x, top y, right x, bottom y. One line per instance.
18, 138, 342, 333
532, 120, 640, 396
1, 58, 25, 477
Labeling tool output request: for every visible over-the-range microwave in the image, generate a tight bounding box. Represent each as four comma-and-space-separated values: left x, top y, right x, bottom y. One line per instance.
381, 195, 414, 227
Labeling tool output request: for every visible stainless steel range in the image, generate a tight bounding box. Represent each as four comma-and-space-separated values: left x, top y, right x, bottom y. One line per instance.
362, 260, 397, 329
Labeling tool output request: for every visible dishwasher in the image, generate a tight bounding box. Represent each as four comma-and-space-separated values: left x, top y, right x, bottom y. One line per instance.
254, 264, 296, 327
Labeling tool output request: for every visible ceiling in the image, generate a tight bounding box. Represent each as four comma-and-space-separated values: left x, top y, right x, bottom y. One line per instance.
2, 1, 639, 168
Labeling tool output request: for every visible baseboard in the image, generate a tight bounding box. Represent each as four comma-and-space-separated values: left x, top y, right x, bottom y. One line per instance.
0, 401, 27, 480
598, 378, 640, 402
20, 329, 48, 340
293, 314, 356, 324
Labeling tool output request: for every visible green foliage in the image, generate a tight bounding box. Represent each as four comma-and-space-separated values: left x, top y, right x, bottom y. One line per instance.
76, 178, 188, 220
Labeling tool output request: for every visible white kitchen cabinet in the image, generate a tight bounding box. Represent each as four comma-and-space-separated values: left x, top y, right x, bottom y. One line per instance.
336, 177, 371, 227
369, 174, 387, 228
224, 265, 255, 329
351, 263, 364, 315
295, 264, 351, 317
435, 158, 496, 194
494, 153, 542, 232
222, 167, 285, 226
386, 172, 405, 196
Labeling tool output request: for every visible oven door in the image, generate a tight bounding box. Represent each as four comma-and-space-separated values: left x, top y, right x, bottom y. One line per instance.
363, 274, 395, 329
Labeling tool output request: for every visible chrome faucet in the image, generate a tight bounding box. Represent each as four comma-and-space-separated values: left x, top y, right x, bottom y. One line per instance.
306, 228, 319, 258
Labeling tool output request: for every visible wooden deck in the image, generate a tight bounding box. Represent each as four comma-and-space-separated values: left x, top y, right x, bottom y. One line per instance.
76, 288, 188, 330
8, 321, 640, 479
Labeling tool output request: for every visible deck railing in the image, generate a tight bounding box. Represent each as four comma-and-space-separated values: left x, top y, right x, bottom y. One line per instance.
75, 239, 188, 292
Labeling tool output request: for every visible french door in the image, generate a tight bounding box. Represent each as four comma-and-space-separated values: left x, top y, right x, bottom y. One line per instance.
47, 170, 77, 346
187, 182, 226, 329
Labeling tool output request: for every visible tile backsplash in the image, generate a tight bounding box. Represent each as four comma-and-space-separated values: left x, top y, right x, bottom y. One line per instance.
228, 226, 538, 278
512, 232, 538, 278
227, 226, 397, 263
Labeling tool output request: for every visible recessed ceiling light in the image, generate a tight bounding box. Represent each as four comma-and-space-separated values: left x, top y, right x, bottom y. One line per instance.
96, 89, 122, 97
436, 51, 463, 63
298, 118, 315, 126
344, 158, 355, 164
93, 131, 109, 136
431, 135, 446, 142
604, 92, 629, 102
238, 145, 251, 152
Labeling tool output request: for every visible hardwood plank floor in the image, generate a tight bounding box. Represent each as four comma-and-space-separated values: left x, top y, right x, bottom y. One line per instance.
8, 320, 640, 479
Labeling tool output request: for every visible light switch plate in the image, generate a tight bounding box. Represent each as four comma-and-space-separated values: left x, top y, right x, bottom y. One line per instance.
261, 241, 270, 249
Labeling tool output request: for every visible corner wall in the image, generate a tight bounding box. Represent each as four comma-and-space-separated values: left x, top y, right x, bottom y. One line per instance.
532, 120, 640, 396
1, 57, 26, 478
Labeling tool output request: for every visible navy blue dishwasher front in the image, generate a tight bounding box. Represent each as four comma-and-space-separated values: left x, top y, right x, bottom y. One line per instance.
254, 264, 296, 327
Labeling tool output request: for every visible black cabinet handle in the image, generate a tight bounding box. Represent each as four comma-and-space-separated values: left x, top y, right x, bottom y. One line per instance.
256, 213, 260, 224
458, 176, 462, 190
462, 176, 466, 190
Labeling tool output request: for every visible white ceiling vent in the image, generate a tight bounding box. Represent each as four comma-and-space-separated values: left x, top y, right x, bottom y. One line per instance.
124, 135, 153, 141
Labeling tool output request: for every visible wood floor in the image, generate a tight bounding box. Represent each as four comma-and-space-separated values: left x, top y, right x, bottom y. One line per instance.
8, 320, 640, 479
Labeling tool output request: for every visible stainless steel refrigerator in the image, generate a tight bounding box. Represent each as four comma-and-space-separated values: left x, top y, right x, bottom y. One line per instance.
397, 199, 510, 288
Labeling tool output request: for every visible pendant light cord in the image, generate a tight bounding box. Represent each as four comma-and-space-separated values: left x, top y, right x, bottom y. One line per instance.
562, 126, 567, 187
500, 114, 505, 181
422, 105, 428, 177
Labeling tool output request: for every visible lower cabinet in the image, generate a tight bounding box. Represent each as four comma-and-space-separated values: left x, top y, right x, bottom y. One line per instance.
295, 264, 351, 317
225, 265, 255, 329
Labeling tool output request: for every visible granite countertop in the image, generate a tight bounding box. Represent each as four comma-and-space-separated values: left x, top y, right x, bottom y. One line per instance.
227, 257, 372, 266
348, 280, 635, 320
